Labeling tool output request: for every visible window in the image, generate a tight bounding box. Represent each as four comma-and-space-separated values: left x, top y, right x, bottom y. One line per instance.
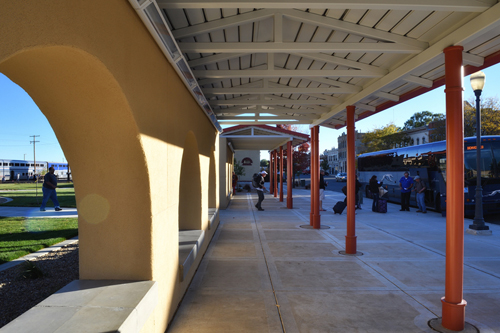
422, 137, 426, 144
21, 163, 25, 166
9, 163, 13, 166
15, 163, 19, 166
416, 138, 420, 145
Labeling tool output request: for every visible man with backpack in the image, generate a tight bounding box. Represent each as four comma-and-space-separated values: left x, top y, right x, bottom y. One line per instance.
253, 170, 267, 211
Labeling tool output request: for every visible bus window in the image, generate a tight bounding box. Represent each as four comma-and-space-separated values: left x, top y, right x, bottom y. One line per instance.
464, 149, 494, 184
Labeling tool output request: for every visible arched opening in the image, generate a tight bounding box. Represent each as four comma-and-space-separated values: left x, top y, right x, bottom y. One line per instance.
179, 131, 202, 230
0, 46, 152, 280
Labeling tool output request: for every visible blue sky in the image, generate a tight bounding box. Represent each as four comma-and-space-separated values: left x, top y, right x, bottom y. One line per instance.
1, 63, 499, 162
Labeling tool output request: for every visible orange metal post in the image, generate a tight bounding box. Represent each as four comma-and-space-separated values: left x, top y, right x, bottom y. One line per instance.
280, 146, 284, 202
313, 126, 321, 229
287, 141, 293, 209
441, 45, 467, 331
345, 105, 357, 254
310, 127, 315, 225
269, 152, 274, 195
274, 150, 278, 197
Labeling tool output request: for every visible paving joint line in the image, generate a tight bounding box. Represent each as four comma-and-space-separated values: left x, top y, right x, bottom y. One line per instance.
246, 193, 286, 333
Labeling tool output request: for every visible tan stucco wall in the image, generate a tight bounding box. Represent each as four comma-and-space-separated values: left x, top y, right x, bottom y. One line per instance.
234, 150, 261, 182
0, 1, 220, 331
218, 138, 234, 209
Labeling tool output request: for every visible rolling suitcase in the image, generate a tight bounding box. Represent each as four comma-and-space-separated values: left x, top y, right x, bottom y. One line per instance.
333, 201, 347, 215
378, 199, 387, 213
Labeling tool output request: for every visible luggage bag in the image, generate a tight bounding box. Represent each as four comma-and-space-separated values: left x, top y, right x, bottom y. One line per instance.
378, 199, 387, 213
333, 201, 347, 214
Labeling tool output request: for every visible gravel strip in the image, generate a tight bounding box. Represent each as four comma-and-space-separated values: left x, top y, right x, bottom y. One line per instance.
0, 242, 79, 328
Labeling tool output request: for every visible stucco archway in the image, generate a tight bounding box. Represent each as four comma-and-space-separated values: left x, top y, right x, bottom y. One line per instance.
0, 46, 153, 280
208, 146, 217, 209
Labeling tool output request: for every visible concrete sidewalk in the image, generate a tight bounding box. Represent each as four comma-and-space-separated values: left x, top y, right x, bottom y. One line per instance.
0, 206, 78, 218
169, 187, 500, 332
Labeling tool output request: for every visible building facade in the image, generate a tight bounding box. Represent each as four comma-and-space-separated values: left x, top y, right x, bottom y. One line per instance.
337, 131, 366, 173
323, 148, 339, 175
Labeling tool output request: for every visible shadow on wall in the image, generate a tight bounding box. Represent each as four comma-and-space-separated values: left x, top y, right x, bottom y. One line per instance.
179, 131, 202, 230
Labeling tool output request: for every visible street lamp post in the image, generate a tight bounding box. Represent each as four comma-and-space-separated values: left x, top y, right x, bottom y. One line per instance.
469, 71, 489, 231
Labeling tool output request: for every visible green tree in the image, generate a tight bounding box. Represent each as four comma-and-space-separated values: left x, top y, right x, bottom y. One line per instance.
233, 158, 245, 176
320, 155, 329, 171
260, 159, 269, 168
402, 111, 445, 130
361, 124, 410, 152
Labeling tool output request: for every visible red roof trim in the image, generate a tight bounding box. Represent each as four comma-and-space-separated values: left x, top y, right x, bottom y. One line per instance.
222, 124, 310, 139
335, 50, 500, 129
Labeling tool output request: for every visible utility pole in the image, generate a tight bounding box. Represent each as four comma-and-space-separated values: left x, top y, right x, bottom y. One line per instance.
30, 135, 40, 175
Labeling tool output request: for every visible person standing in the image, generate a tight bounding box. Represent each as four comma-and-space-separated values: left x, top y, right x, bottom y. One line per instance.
40, 166, 62, 212
413, 176, 427, 213
254, 170, 267, 211
232, 171, 238, 194
319, 170, 328, 211
399, 171, 414, 211
369, 175, 382, 212
355, 175, 362, 209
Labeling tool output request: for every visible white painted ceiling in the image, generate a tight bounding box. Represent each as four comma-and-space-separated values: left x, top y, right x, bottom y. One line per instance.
130, 0, 500, 130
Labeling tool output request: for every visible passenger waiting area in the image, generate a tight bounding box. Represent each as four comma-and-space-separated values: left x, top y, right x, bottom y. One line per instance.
169, 187, 500, 332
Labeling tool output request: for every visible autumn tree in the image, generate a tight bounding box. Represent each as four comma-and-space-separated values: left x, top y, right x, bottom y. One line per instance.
464, 96, 500, 137
402, 111, 445, 130
361, 124, 410, 152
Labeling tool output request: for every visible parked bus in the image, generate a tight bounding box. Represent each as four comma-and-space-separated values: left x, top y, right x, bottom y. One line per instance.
357, 136, 500, 216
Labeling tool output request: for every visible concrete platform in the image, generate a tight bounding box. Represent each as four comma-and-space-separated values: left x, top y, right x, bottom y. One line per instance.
168, 187, 500, 333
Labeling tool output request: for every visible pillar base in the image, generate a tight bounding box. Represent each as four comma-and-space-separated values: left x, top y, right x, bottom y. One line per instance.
428, 318, 477, 333
287, 198, 293, 209
345, 235, 357, 254
466, 228, 492, 236
441, 297, 467, 331
312, 214, 321, 229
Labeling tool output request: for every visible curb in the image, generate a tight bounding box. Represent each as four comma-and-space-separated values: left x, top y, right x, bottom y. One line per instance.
0, 236, 79, 273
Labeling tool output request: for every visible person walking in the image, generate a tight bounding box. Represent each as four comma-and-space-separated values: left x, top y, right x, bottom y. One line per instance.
232, 171, 238, 194
413, 176, 427, 213
369, 175, 382, 212
40, 166, 62, 212
399, 171, 414, 211
254, 170, 267, 211
319, 170, 328, 211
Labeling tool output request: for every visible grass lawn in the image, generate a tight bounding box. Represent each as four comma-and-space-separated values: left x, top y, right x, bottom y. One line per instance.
0, 184, 76, 208
0, 183, 74, 191
0, 217, 78, 264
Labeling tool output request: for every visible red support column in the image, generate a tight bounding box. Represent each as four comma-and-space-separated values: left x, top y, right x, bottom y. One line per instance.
345, 105, 357, 254
269, 151, 274, 195
287, 140, 293, 209
441, 45, 467, 331
274, 150, 278, 197
310, 127, 315, 225
279, 146, 284, 202
313, 126, 321, 229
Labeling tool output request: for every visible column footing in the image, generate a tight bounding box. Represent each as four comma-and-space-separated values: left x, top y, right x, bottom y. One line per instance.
300, 224, 330, 229
428, 318, 478, 333
338, 250, 363, 256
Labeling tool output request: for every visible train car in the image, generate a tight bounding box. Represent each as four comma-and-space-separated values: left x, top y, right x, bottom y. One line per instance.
0, 159, 70, 181
357, 136, 500, 216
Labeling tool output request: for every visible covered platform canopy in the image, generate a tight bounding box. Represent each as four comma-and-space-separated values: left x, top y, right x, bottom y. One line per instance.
130, 0, 500, 130
221, 124, 309, 151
